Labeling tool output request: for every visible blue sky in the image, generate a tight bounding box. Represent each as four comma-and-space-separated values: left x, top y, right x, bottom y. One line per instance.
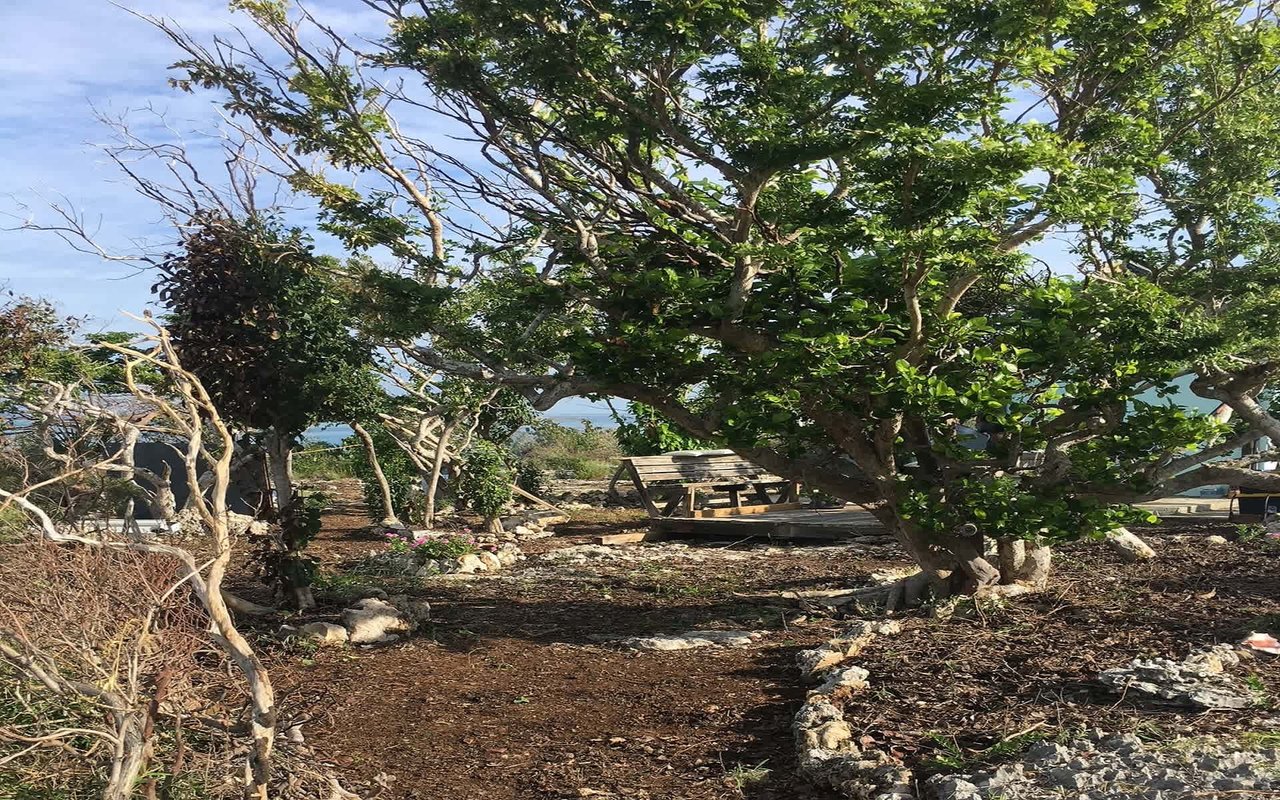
0, 0, 239, 330
0, 0, 613, 423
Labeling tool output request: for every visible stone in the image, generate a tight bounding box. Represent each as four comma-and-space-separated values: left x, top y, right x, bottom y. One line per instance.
810, 666, 871, 698
927, 776, 981, 800
1098, 733, 1142, 753
495, 545, 521, 566
1048, 766, 1090, 790
796, 646, 846, 679
794, 699, 843, 730
805, 720, 855, 751
1027, 741, 1072, 764
340, 597, 410, 644
476, 551, 503, 571
455, 553, 487, 574
297, 621, 349, 645
388, 594, 431, 625
1099, 647, 1255, 710
619, 629, 764, 651
1205, 534, 1230, 545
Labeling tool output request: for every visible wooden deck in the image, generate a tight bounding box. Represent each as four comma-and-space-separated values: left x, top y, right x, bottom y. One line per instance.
651, 505, 889, 541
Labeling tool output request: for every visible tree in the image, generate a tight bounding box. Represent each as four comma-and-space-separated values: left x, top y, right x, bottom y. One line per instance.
157, 0, 1280, 604
156, 212, 381, 608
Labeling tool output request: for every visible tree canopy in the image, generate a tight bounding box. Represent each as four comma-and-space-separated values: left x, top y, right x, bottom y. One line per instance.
156, 0, 1280, 599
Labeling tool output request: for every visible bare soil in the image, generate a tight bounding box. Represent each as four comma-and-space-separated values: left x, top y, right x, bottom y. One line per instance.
244, 483, 1280, 799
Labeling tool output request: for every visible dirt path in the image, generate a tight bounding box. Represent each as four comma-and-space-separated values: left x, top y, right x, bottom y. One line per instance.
270, 486, 880, 799
262, 486, 1280, 799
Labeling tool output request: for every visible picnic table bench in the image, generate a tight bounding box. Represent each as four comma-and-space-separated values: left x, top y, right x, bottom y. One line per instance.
618, 450, 800, 519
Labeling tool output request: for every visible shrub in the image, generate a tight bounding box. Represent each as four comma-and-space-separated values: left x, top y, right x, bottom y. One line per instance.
291, 439, 355, 481
457, 440, 513, 528
513, 459, 546, 499
613, 402, 719, 456
384, 529, 477, 560
515, 420, 622, 480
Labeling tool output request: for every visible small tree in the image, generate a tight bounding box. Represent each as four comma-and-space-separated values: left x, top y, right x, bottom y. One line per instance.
457, 440, 513, 532
0, 318, 279, 799
157, 212, 381, 608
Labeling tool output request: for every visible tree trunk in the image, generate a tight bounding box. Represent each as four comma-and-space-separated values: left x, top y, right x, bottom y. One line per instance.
264, 430, 313, 611
152, 463, 177, 524
424, 423, 456, 528
847, 512, 1053, 610
351, 421, 401, 527
1012, 539, 1052, 587
100, 706, 149, 800
996, 539, 1025, 584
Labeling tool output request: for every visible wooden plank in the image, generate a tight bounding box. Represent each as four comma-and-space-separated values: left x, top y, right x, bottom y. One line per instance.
692, 502, 804, 518
594, 530, 668, 545
630, 465, 778, 478
652, 507, 887, 541
627, 460, 662, 518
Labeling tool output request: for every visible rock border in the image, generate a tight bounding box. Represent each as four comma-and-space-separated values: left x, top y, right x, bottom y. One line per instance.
792, 618, 914, 799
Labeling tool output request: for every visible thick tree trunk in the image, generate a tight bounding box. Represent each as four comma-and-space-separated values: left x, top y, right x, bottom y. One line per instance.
351, 421, 401, 527
845, 513, 1054, 610
996, 539, 1025, 583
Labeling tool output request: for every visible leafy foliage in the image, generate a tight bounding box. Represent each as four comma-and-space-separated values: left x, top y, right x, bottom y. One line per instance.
155, 212, 379, 436
456, 440, 513, 523
514, 421, 622, 480
613, 401, 719, 456
164, 0, 1280, 589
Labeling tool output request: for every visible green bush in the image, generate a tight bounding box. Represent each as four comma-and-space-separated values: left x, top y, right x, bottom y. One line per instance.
515, 420, 622, 480
513, 459, 546, 498
292, 440, 355, 480
457, 440, 513, 526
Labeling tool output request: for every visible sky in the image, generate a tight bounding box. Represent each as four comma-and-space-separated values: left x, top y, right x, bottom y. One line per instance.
0, 1, 284, 327
0, 0, 615, 424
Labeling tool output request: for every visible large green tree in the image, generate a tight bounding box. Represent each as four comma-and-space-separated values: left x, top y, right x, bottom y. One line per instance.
159, 0, 1280, 603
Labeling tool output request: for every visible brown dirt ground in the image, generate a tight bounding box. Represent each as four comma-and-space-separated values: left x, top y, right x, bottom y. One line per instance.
243, 483, 1280, 799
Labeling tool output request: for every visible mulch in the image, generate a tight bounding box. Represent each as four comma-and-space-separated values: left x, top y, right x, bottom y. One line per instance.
247, 485, 1280, 799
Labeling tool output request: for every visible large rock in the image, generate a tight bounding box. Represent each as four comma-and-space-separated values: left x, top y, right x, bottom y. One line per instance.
388, 594, 431, 626
1099, 645, 1253, 710
340, 598, 410, 644
619, 629, 764, 651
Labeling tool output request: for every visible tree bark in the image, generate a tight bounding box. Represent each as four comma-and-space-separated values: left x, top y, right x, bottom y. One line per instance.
996, 539, 1025, 584
264, 430, 313, 610
351, 421, 401, 527
1012, 539, 1052, 587
424, 423, 456, 528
